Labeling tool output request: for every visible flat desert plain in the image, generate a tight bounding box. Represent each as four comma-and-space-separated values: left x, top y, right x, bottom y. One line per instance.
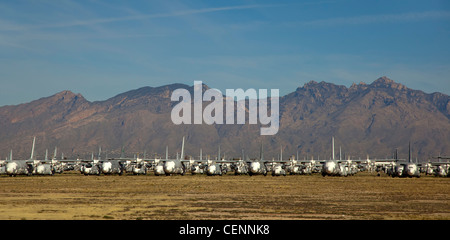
0, 172, 449, 220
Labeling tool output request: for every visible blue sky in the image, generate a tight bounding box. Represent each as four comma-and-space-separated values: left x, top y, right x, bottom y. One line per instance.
0, 0, 449, 105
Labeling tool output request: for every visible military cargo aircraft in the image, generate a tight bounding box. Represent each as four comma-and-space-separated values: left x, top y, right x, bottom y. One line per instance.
247, 144, 268, 176
427, 156, 450, 177
5, 137, 36, 176
190, 149, 205, 175
269, 147, 287, 176
386, 143, 420, 178
153, 148, 167, 176
80, 150, 102, 175
204, 146, 238, 176
79, 147, 127, 175
320, 137, 350, 177
162, 137, 188, 175
245, 144, 294, 176
33, 149, 55, 175
33, 147, 71, 175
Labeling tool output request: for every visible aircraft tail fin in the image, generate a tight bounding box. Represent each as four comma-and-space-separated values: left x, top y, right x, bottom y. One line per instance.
120, 146, 125, 159
30, 136, 36, 160
9, 150, 12, 162
166, 146, 169, 160
53, 147, 58, 160
408, 142, 412, 163
280, 145, 283, 161
218, 145, 221, 161
181, 136, 185, 160
332, 136, 335, 161
260, 143, 264, 161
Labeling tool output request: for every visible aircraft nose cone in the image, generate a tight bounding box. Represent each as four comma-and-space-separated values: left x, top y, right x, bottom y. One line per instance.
208, 165, 216, 174
36, 165, 45, 174
83, 167, 91, 174
155, 165, 164, 175
6, 162, 17, 174
250, 162, 260, 173
324, 162, 335, 174
406, 164, 417, 176
102, 162, 112, 173
164, 161, 175, 174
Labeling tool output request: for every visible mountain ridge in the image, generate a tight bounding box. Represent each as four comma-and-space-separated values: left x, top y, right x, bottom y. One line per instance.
0, 77, 449, 161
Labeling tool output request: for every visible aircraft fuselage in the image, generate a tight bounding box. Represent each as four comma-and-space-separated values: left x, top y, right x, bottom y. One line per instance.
271, 164, 286, 176
206, 163, 223, 176
34, 163, 54, 175
101, 161, 124, 175
248, 161, 267, 176
163, 160, 185, 175
6, 161, 32, 176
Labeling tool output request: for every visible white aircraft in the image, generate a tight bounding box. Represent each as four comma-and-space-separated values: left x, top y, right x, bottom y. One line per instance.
79, 149, 102, 175
130, 152, 151, 175
190, 149, 205, 175
113, 139, 196, 176
33, 148, 55, 175
228, 149, 247, 175
387, 143, 420, 178
204, 146, 237, 176
153, 149, 167, 176
270, 147, 288, 176
427, 156, 450, 177
0, 154, 6, 175
320, 137, 350, 177
246, 144, 269, 176
420, 162, 435, 175
231, 159, 249, 175
5, 137, 37, 176
143, 136, 205, 176
244, 144, 298, 176
33, 147, 72, 175
77, 147, 128, 175
162, 137, 188, 175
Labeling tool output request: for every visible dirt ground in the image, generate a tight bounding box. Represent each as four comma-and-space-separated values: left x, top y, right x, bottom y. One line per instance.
0, 172, 449, 220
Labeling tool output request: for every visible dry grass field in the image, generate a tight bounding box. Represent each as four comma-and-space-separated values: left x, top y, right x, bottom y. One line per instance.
0, 172, 449, 220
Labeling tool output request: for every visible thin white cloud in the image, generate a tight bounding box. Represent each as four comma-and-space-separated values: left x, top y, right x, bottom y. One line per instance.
0, 4, 279, 31
299, 11, 450, 27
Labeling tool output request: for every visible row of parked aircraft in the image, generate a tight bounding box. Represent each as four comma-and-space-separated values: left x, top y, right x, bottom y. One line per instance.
1, 137, 449, 178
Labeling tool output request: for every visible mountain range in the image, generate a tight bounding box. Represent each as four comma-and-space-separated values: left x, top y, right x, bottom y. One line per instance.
1, 77, 449, 161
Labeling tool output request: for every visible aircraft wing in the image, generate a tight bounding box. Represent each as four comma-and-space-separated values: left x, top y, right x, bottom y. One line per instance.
36, 159, 79, 164
298, 159, 325, 166
429, 161, 450, 166
180, 159, 239, 164
108, 157, 158, 163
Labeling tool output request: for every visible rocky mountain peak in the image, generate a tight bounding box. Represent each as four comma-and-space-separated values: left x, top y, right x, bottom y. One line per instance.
370, 76, 407, 91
